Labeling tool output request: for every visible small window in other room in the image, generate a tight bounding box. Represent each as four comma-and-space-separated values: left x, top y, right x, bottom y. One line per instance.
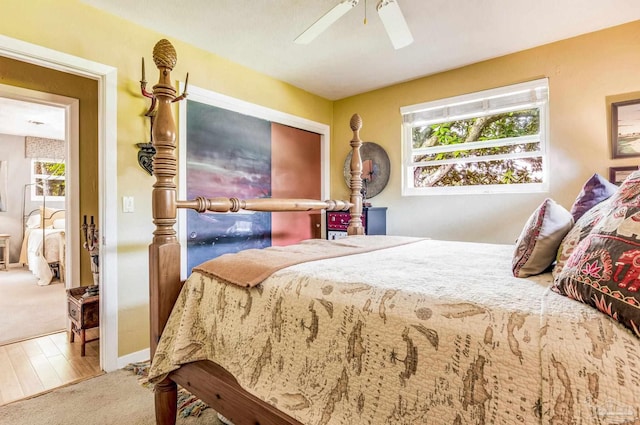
401, 78, 549, 196
31, 158, 66, 201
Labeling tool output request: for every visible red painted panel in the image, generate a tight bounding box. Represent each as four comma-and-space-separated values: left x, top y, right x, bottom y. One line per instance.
271, 123, 322, 246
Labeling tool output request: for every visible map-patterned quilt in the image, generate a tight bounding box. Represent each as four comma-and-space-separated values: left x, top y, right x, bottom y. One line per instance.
149, 239, 640, 424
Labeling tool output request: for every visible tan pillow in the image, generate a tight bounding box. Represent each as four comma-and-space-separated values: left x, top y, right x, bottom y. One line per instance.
512, 198, 574, 278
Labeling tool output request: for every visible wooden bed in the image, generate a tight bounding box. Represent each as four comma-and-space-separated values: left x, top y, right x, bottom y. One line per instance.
147, 39, 361, 425
147, 40, 640, 425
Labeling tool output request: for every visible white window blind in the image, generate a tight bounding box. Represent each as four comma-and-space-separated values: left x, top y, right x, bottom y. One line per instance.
401, 79, 549, 127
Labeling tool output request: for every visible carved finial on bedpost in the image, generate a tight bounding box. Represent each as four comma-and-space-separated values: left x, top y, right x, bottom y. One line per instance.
153, 39, 177, 70
150, 39, 182, 243
347, 114, 365, 236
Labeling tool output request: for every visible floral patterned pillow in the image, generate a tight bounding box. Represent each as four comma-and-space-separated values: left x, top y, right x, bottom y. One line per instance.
512, 199, 573, 278
553, 198, 612, 278
569, 173, 618, 221
552, 170, 640, 337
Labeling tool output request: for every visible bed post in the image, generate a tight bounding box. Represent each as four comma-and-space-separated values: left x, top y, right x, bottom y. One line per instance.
347, 114, 364, 236
148, 39, 181, 425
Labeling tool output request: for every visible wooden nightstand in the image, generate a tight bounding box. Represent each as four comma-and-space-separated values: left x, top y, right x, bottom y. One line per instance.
326, 207, 387, 240
67, 287, 99, 356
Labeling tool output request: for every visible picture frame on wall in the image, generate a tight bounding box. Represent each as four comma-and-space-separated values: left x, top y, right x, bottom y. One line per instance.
609, 166, 639, 185
611, 98, 640, 158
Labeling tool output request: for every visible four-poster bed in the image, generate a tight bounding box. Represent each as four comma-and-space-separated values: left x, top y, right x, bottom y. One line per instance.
146, 40, 640, 425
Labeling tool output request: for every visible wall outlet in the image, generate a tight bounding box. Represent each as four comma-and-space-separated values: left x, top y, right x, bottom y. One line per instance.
122, 196, 134, 213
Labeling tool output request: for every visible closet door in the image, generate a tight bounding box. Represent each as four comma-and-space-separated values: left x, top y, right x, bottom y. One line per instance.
271, 123, 321, 246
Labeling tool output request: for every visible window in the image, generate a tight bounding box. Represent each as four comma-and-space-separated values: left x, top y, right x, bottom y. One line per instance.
401, 78, 549, 195
31, 159, 66, 201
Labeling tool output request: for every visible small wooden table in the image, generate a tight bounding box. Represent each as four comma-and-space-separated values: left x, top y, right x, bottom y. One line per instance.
0, 234, 10, 271
67, 287, 99, 356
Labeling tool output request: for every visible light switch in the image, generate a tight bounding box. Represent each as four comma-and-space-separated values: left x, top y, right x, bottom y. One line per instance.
123, 196, 135, 213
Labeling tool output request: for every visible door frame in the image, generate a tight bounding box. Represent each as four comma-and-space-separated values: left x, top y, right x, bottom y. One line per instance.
0, 34, 119, 372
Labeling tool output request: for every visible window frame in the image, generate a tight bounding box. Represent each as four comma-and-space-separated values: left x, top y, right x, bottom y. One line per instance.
401, 78, 550, 196
31, 158, 66, 202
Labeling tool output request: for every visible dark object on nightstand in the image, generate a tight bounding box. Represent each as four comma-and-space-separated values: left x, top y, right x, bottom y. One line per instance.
326, 207, 387, 240
67, 287, 99, 356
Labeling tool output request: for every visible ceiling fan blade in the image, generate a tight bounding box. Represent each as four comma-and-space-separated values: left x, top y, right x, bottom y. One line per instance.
295, 0, 360, 45
377, 0, 413, 49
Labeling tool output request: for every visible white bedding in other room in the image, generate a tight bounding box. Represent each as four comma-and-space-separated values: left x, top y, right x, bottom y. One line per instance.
21, 228, 65, 286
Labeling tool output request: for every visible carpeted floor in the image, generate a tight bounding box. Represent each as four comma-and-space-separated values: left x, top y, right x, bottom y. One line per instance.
0, 267, 66, 345
0, 367, 224, 425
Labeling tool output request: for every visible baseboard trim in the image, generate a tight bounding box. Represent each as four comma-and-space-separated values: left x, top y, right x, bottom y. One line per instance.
117, 348, 150, 369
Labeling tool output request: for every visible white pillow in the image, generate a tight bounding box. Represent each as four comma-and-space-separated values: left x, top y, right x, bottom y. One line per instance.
26, 214, 41, 228
52, 218, 65, 229
512, 198, 574, 277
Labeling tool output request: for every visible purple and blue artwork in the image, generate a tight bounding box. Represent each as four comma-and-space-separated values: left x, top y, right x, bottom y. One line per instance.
186, 100, 272, 272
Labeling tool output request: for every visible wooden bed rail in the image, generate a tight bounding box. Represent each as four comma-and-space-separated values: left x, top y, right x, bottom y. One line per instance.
177, 197, 352, 213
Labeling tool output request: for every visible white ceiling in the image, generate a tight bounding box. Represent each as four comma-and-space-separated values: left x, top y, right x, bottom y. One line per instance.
0, 97, 65, 140
81, 0, 640, 100
2, 1, 639, 139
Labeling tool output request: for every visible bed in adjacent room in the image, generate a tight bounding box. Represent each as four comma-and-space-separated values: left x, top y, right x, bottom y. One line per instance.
144, 39, 639, 425
20, 204, 66, 286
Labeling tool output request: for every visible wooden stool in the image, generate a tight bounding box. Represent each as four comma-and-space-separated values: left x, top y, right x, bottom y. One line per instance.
0, 234, 10, 271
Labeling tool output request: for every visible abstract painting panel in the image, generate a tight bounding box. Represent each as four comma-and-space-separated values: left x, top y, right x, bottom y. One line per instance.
185, 100, 272, 272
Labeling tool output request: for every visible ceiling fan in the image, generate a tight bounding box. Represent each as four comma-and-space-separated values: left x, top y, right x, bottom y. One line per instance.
294, 0, 414, 50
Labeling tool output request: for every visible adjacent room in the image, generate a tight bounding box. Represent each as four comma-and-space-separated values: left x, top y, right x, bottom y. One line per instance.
0, 95, 101, 405
1, 0, 639, 424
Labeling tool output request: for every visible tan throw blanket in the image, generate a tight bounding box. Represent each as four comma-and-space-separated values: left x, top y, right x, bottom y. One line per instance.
193, 235, 424, 287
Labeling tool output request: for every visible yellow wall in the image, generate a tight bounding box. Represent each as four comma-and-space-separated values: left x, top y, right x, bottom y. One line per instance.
2, 0, 332, 356
333, 20, 640, 243
3, 0, 639, 359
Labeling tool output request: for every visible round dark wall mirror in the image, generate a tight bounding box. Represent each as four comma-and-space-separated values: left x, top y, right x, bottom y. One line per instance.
343, 142, 390, 200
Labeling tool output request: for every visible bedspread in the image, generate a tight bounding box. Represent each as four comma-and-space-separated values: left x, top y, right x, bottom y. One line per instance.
149, 239, 640, 424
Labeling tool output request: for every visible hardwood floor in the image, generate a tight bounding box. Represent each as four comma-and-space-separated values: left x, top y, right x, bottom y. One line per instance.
0, 329, 102, 406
